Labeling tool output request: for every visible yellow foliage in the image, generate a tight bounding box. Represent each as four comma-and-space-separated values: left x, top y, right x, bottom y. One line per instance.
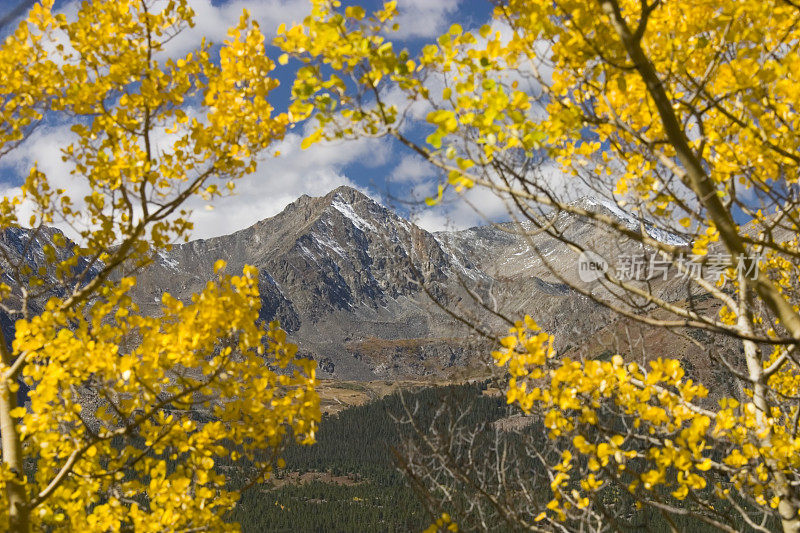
279, 0, 800, 527
492, 316, 800, 522
0, 0, 317, 530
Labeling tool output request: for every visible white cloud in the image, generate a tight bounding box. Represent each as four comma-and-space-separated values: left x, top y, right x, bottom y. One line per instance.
389, 154, 585, 233
162, 0, 313, 59
0, 119, 389, 242
0, 0, 391, 242
49, 0, 462, 51
4, 0, 531, 244
389, 154, 435, 184
0, 124, 91, 237
44, 0, 466, 57
185, 130, 388, 239
43, 0, 312, 63
409, 185, 513, 232
391, 0, 461, 40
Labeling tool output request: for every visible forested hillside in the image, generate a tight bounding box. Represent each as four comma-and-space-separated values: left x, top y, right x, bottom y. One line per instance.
228, 385, 769, 532
229, 384, 507, 531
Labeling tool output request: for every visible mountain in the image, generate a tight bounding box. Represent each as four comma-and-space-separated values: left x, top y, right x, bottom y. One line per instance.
0, 186, 728, 385
132, 186, 502, 379
136, 186, 701, 380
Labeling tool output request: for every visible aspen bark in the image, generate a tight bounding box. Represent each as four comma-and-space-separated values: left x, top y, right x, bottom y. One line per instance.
0, 374, 28, 532
599, 1, 800, 529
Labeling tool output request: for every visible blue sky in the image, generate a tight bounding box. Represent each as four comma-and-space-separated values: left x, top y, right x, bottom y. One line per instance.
0, 0, 521, 239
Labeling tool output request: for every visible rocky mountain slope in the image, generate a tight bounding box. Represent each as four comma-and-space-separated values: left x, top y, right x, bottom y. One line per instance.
131, 186, 645, 380
130, 186, 493, 379
1, 186, 727, 383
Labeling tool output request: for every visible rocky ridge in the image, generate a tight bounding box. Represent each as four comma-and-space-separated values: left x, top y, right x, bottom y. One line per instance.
1, 186, 722, 382
132, 186, 639, 379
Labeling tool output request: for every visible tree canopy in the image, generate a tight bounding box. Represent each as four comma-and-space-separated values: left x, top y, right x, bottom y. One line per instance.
0, 0, 318, 530
278, 0, 800, 531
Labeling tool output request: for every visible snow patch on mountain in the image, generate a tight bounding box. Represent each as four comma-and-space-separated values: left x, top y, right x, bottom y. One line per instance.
433, 235, 479, 281
157, 252, 180, 271
579, 197, 689, 246
314, 232, 349, 259
331, 197, 376, 233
